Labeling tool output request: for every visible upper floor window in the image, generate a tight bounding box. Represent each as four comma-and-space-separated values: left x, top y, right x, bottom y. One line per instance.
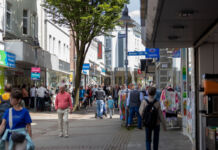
53, 37, 56, 54
23, 10, 28, 34
31, 14, 36, 38
6, 3, 12, 30
58, 41, 61, 56
63, 44, 66, 60
49, 35, 52, 52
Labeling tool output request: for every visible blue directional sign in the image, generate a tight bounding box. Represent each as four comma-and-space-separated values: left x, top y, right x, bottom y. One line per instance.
118, 34, 126, 38
82, 64, 90, 70
145, 48, 160, 58
128, 51, 146, 56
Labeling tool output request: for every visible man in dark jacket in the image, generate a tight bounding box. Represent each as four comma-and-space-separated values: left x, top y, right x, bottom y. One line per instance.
126, 84, 142, 129
95, 85, 105, 119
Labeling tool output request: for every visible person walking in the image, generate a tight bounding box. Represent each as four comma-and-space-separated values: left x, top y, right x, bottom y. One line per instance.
107, 96, 114, 119
139, 87, 166, 150
55, 84, 73, 138
126, 84, 142, 129
112, 85, 119, 108
36, 85, 47, 111
30, 85, 36, 109
0, 84, 12, 125
94, 85, 105, 119
22, 84, 29, 108
79, 86, 85, 108
0, 88, 34, 150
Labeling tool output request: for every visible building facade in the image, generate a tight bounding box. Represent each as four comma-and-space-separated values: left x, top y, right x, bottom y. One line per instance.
82, 36, 106, 87
4, 0, 39, 88
37, 0, 70, 88
110, 23, 145, 86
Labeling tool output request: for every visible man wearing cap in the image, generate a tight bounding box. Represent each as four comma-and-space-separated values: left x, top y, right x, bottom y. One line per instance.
55, 84, 73, 137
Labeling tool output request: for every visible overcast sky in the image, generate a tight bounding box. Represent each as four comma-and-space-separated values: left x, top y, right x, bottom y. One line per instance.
128, 0, 140, 24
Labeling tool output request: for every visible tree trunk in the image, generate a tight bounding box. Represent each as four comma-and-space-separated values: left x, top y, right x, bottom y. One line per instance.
73, 51, 84, 111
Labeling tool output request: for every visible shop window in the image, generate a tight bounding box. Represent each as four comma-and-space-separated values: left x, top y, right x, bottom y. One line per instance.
58, 41, 61, 56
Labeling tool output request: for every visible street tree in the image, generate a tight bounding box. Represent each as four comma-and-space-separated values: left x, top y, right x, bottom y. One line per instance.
43, 0, 128, 110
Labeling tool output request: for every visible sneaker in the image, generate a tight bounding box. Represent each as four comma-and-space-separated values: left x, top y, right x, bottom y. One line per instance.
59, 133, 63, 137
64, 135, 69, 138
100, 116, 103, 119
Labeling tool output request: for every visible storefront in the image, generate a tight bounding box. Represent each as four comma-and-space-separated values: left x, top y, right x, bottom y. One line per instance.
0, 50, 16, 94
47, 69, 70, 89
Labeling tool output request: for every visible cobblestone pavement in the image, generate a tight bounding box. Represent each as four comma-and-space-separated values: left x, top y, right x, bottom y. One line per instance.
30, 108, 192, 150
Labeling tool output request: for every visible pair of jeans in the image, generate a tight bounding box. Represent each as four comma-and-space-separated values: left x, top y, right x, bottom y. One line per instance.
96, 100, 104, 117
145, 125, 160, 150
128, 106, 142, 128
37, 97, 45, 111
109, 108, 113, 118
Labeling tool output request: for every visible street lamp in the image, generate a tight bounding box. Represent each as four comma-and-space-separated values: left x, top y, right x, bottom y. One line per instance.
33, 38, 40, 112
119, 5, 135, 127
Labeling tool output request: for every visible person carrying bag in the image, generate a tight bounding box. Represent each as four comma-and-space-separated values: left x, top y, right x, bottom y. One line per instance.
0, 88, 34, 150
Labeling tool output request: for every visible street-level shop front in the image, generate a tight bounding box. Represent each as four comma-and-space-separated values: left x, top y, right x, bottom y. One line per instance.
0, 50, 16, 94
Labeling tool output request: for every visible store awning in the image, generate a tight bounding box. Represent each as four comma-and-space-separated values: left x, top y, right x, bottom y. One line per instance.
141, 0, 218, 48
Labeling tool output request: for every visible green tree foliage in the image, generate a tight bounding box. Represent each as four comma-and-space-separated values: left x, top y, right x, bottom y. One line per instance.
43, 0, 128, 110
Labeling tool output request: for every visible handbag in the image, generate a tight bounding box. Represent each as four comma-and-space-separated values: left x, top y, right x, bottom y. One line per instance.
9, 108, 26, 143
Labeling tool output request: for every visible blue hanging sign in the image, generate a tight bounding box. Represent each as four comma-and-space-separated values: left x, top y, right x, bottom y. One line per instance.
5, 52, 16, 68
82, 64, 90, 70
145, 48, 160, 58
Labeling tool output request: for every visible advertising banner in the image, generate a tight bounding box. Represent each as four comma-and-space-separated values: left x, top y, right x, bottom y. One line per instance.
97, 42, 102, 59
31, 67, 41, 80
0, 50, 16, 68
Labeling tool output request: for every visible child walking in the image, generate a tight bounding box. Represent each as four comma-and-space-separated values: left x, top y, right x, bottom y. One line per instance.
107, 96, 114, 119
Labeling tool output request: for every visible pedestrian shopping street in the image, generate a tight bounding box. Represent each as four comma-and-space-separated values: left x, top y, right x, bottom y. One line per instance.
31, 107, 191, 150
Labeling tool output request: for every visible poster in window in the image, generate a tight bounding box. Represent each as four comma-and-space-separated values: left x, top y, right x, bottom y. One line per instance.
98, 42, 102, 59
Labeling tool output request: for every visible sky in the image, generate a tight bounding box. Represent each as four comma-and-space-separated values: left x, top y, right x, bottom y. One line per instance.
128, 0, 140, 24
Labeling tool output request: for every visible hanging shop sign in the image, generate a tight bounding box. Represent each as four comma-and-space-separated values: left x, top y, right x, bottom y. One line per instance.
145, 48, 160, 58
102, 68, 106, 73
31, 67, 41, 80
0, 50, 16, 68
82, 64, 90, 70
97, 42, 102, 59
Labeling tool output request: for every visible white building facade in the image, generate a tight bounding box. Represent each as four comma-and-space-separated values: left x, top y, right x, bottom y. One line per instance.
37, 0, 70, 88
82, 36, 106, 86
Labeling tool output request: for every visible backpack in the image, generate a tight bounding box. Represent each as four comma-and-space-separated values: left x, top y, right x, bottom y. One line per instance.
143, 99, 158, 129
